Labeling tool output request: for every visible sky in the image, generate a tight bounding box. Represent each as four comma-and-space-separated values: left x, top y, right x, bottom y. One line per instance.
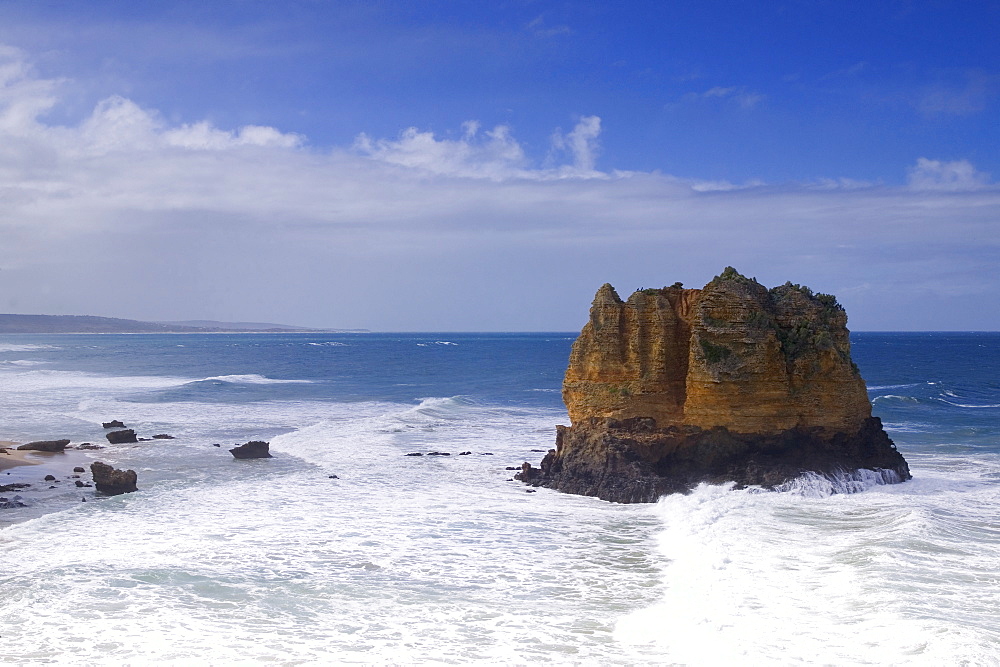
0, 0, 997, 331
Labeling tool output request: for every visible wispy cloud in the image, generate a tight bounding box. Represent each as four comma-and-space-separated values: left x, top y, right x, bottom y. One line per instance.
918, 69, 999, 116
526, 15, 573, 38
676, 85, 765, 110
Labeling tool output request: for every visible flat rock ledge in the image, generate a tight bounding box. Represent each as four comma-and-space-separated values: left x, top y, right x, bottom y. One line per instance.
16, 439, 70, 452
230, 441, 273, 459
516, 416, 911, 503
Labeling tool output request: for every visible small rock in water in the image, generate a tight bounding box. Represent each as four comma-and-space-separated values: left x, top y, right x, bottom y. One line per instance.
73, 467, 85, 473
458, 451, 471, 455
405, 452, 424, 457
427, 452, 450, 456
480, 452, 494, 456
505, 466, 519, 471
44, 474, 56, 481
526, 489, 537, 493
151, 434, 175, 440
106, 430, 138, 444
328, 475, 339, 479
102, 420, 126, 429
90, 461, 138, 495
77, 443, 103, 450
229, 441, 273, 459
0, 483, 31, 492
530, 449, 546, 452
212, 443, 221, 447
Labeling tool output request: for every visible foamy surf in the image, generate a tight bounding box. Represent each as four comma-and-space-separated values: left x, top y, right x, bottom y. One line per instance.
615, 462, 1000, 666
1, 331, 997, 664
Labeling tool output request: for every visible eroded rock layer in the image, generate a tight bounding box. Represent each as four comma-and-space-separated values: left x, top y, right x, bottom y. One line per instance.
519, 268, 911, 502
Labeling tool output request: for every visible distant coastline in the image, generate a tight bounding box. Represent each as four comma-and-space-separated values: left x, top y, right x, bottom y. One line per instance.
0, 314, 368, 334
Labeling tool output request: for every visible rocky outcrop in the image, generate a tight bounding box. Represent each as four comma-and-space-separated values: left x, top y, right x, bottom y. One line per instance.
16, 439, 71, 452
102, 420, 126, 429
90, 462, 138, 495
106, 430, 138, 444
229, 441, 273, 459
519, 268, 911, 502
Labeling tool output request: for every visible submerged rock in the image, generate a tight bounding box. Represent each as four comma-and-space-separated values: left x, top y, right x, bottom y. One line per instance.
105, 430, 138, 444
90, 461, 138, 495
0, 496, 28, 509
229, 441, 273, 459
151, 434, 175, 440
16, 439, 70, 452
518, 268, 911, 503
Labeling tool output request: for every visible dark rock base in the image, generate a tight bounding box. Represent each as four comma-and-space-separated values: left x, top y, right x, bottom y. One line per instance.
516, 417, 911, 503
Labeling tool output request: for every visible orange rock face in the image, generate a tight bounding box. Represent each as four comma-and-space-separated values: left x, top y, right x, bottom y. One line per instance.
563, 268, 871, 436
519, 268, 910, 502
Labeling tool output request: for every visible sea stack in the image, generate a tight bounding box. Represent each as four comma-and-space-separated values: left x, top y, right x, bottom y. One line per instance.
517, 267, 911, 502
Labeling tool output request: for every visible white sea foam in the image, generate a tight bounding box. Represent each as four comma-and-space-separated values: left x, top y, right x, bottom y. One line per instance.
867, 382, 924, 391
937, 399, 1000, 408
615, 463, 1000, 665
770, 468, 904, 496
0, 343, 59, 352
198, 374, 312, 385
873, 394, 921, 403
2, 335, 997, 664
0, 394, 664, 664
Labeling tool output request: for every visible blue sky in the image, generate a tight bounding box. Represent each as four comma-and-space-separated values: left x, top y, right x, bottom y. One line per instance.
0, 1, 997, 330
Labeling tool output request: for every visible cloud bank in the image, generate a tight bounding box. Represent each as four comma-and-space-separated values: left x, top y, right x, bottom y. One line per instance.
0, 47, 997, 330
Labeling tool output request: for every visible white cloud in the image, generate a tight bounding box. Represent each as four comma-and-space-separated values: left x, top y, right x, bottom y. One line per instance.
356, 115, 606, 180
907, 158, 990, 191
0, 47, 997, 331
354, 122, 529, 180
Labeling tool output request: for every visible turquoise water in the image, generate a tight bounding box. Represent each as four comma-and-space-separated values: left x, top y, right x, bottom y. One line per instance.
1, 332, 997, 664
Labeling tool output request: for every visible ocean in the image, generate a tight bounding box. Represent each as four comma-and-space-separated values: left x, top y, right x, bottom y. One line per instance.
1, 332, 997, 665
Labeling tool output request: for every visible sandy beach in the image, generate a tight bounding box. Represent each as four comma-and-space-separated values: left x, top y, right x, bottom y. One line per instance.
0, 442, 42, 471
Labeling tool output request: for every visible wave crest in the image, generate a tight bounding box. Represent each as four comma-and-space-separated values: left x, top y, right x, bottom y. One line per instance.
771, 468, 904, 497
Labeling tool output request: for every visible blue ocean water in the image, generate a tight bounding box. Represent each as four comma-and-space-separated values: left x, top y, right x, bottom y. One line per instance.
1, 332, 997, 664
